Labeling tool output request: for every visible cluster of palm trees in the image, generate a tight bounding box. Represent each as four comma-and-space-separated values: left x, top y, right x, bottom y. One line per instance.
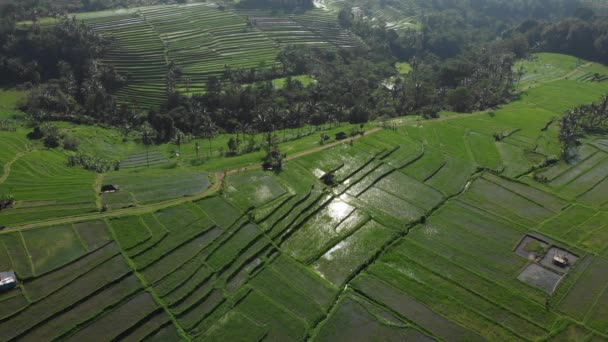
67, 153, 119, 173
559, 95, 608, 160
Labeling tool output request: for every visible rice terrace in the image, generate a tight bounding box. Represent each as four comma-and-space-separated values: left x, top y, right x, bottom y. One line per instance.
1, 0, 608, 341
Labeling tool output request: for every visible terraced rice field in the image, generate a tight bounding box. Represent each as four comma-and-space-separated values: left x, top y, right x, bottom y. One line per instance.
80, 4, 360, 104
1, 53, 608, 340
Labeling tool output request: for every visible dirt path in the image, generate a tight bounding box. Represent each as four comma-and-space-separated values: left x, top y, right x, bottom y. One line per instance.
0, 150, 31, 185
5, 126, 385, 231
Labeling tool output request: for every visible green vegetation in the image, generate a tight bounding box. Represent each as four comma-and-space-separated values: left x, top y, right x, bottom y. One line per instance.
1, 0, 608, 337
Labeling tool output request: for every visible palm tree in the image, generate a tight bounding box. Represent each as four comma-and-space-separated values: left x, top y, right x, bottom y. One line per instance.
200, 114, 218, 158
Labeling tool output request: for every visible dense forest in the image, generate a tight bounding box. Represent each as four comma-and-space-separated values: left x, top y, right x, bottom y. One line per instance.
0, 0, 605, 146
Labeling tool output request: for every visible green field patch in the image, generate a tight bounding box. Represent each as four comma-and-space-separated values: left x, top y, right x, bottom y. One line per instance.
199, 311, 266, 342
177, 289, 225, 331
352, 274, 485, 341
316, 292, 430, 341
206, 223, 261, 271
295, 144, 372, 182
482, 173, 568, 212
66, 292, 159, 341
550, 152, 607, 188
0, 233, 33, 278
119, 311, 171, 342
0, 290, 28, 320
270, 255, 337, 307
22, 225, 87, 275
359, 187, 425, 223
235, 290, 307, 341
125, 214, 169, 256
109, 216, 152, 250
132, 223, 212, 269
225, 171, 286, 209
0, 150, 97, 226
0, 255, 131, 340
23, 242, 120, 302
344, 163, 395, 197
558, 256, 608, 321
283, 199, 360, 262
250, 266, 324, 324
154, 203, 210, 231
536, 144, 598, 181
578, 176, 608, 207
195, 196, 242, 229
142, 228, 222, 284
313, 220, 396, 286
375, 171, 444, 211
460, 177, 554, 227
160, 262, 213, 307
401, 146, 445, 182
587, 287, 608, 334
496, 142, 539, 177
538, 204, 597, 239
425, 154, 474, 196
559, 158, 608, 198
468, 131, 502, 170
146, 323, 181, 342
102, 169, 209, 208
20, 275, 142, 341
408, 218, 534, 294
73, 220, 111, 251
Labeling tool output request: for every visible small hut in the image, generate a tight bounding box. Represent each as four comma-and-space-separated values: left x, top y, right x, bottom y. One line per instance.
552, 253, 569, 267
101, 185, 120, 193
0, 271, 17, 292
335, 132, 347, 141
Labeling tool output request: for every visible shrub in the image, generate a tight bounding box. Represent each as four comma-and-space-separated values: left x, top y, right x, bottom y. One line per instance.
63, 136, 80, 151
44, 134, 61, 148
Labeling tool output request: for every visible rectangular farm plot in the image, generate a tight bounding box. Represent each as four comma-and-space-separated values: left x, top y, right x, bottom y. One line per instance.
538, 204, 597, 239
249, 266, 325, 324
517, 263, 563, 294
102, 169, 209, 208
351, 274, 485, 342
65, 292, 159, 341
587, 287, 608, 334
549, 152, 607, 188
557, 256, 608, 321
375, 171, 444, 210
313, 220, 396, 286
358, 187, 425, 223
225, 171, 286, 209
235, 290, 307, 341
0, 233, 34, 278
482, 173, 568, 212
18, 275, 143, 341
316, 293, 433, 342
401, 146, 445, 182
200, 311, 266, 342
206, 223, 261, 271
578, 176, 608, 207
468, 131, 502, 170
282, 199, 364, 262
559, 157, 608, 197
425, 154, 474, 196
195, 196, 242, 229
460, 177, 555, 226
22, 225, 87, 275
108, 216, 152, 250
376, 241, 559, 333
73, 220, 112, 251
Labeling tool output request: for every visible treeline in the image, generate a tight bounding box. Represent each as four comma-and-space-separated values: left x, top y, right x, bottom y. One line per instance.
506, 14, 608, 64
0, 16, 126, 122
559, 96, 608, 159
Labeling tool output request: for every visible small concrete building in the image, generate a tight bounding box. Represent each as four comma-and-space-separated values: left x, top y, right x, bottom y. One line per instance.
0, 271, 17, 292
101, 185, 120, 193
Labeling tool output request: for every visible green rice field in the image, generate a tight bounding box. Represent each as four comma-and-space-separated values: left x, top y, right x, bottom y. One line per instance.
1, 49, 608, 341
